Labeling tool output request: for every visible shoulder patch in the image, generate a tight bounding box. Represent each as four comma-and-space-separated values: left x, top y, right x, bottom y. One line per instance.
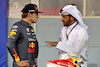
12, 25, 18, 28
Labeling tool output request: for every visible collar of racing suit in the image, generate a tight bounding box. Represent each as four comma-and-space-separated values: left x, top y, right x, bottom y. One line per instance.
21, 19, 31, 27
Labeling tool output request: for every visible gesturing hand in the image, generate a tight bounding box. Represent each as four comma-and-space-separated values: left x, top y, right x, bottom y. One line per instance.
45, 41, 58, 48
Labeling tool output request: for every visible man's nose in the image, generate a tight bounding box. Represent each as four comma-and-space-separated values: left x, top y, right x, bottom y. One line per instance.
61, 17, 63, 21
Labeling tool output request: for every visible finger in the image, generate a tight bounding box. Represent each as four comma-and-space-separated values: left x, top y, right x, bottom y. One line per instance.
26, 65, 29, 67
46, 44, 50, 46
45, 41, 50, 43
23, 60, 30, 66
26, 65, 30, 67
34, 60, 37, 63
24, 60, 29, 62
49, 45, 53, 48
25, 63, 30, 67
33, 65, 37, 67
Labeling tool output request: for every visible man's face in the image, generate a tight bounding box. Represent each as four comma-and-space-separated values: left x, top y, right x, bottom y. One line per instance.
61, 14, 72, 26
30, 13, 39, 23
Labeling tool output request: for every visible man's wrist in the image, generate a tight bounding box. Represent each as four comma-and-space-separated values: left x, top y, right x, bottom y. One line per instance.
35, 58, 38, 60
16, 61, 21, 66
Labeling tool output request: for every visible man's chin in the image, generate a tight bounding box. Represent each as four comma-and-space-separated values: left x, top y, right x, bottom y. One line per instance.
64, 24, 69, 26
32, 22, 36, 23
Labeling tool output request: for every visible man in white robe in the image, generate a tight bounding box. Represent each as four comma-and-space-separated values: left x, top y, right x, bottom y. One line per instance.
46, 4, 89, 67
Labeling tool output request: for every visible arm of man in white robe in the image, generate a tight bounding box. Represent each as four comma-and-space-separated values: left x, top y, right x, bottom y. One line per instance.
56, 28, 88, 53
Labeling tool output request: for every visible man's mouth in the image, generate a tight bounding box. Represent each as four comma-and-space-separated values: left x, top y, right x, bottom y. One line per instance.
62, 21, 64, 22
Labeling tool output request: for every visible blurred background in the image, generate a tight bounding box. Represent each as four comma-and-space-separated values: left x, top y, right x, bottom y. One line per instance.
7, 0, 100, 67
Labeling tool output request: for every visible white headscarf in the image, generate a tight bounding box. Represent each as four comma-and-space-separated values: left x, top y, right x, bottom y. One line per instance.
59, 5, 89, 35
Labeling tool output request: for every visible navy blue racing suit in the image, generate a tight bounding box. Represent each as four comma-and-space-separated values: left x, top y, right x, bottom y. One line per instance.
7, 20, 39, 67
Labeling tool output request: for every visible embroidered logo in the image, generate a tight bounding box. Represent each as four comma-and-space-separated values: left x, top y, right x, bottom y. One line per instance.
13, 48, 20, 62
34, 6, 38, 11
12, 25, 18, 28
31, 29, 34, 32
27, 42, 35, 53
27, 48, 35, 53
26, 28, 30, 32
8, 31, 16, 36
29, 42, 35, 48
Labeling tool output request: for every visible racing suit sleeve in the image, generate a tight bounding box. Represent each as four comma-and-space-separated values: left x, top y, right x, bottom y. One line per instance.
6, 23, 21, 62
35, 40, 39, 58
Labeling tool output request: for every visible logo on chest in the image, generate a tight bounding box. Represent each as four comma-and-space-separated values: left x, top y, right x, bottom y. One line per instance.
28, 38, 36, 41
27, 42, 35, 53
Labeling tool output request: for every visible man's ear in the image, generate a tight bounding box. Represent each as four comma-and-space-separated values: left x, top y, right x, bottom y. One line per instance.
27, 12, 30, 17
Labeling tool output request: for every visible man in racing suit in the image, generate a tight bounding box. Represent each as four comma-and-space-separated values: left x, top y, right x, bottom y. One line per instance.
7, 4, 43, 67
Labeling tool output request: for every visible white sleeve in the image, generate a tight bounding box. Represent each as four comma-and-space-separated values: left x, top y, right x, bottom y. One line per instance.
56, 28, 88, 53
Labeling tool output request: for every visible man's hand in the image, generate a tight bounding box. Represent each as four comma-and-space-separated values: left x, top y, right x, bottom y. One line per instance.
33, 64, 37, 67
16, 60, 30, 67
45, 41, 58, 48
34, 58, 38, 64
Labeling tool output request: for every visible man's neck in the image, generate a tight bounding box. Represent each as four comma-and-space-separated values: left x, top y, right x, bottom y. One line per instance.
22, 18, 32, 25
